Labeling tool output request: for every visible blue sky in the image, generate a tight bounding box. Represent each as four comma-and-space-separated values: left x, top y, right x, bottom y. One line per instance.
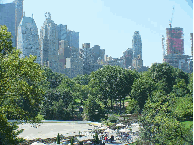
3, 0, 193, 67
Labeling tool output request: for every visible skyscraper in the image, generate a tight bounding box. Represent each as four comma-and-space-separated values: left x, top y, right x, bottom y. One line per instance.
0, 0, 23, 48
166, 27, 184, 55
132, 31, 143, 69
40, 12, 59, 72
132, 31, 142, 59
123, 48, 133, 68
17, 14, 41, 64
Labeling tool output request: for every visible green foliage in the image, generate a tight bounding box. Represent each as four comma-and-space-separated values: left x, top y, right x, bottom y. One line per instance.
0, 114, 24, 144
139, 89, 193, 144
83, 93, 105, 121
170, 95, 193, 121
72, 74, 90, 85
108, 114, 119, 123
0, 25, 46, 144
130, 72, 155, 113
93, 132, 100, 145
187, 72, 193, 96
171, 78, 190, 97
125, 98, 139, 114
42, 66, 64, 89
149, 63, 174, 94
181, 121, 193, 129
70, 137, 74, 145
89, 65, 138, 113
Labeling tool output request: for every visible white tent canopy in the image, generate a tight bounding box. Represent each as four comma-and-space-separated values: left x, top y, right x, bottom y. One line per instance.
99, 126, 106, 130
116, 123, 125, 127
119, 128, 130, 133
104, 128, 114, 133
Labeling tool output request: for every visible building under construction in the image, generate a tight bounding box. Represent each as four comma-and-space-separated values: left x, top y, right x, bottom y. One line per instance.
163, 27, 193, 73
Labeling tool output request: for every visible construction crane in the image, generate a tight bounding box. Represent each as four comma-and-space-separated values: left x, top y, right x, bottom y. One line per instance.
169, 6, 175, 28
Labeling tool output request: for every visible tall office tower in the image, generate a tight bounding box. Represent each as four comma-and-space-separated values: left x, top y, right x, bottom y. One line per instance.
57, 24, 69, 72
40, 12, 59, 72
166, 27, 184, 55
132, 31, 143, 69
92, 45, 100, 63
123, 48, 133, 68
67, 30, 79, 58
82, 43, 94, 65
132, 31, 142, 59
58, 24, 67, 41
91, 45, 105, 64
58, 40, 70, 70
17, 14, 41, 64
100, 49, 105, 61
81, 43, 94, 75
190, 33, 193, 57
0, 0, 23, 48
65, 30, 83, 78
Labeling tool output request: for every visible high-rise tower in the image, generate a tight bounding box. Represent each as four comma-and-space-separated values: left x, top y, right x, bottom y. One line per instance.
0, 0, 23, 48
166, 27, 184, 55
132, 31, 142, 59
17, 14, 41, 64
132, 31, 143, 69
40, 12, 59, 72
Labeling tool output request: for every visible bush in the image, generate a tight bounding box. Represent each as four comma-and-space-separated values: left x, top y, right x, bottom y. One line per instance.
108, 114, 119, 123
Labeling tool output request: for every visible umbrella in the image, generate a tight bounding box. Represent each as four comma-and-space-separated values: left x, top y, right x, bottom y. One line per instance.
99, 126, 106, 130
116, 123, 125, 127
104, 128, 111, 133
131, 123, 139, 127
104, 128, 113, 133
119, 128, 130, 133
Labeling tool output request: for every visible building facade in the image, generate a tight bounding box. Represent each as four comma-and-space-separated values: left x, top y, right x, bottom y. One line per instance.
132, 31, 143, 69
17, 14, 41, 64
0, 0, 23, 48
166, 27, 184, 55
132, 31, 142, 59
40, 12, 59, 72
123, 48, 133, 68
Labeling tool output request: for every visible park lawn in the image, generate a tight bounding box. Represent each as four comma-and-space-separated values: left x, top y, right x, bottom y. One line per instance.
181, 121, 193, 129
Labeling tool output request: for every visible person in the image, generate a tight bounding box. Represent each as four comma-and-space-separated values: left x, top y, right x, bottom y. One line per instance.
104, 136, 107, 143
111, 135, 114, 143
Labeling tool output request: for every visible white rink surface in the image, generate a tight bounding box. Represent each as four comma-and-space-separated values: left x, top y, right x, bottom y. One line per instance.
16, 122, 94, 140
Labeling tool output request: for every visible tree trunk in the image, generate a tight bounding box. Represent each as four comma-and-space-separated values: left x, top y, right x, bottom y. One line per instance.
123, 98, 125, 111
120, 96, 121, 114
111, 96, 113, 111
81, 99, 83, 105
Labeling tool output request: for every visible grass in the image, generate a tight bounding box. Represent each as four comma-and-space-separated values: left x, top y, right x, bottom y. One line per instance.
181, 121, 193, 129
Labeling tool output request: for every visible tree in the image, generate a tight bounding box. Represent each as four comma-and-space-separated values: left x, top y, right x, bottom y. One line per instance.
83, 93, 105, 121
130, 71, 155, 113
89, 65, 137, 114
72, 74, 90, 86
0, 25, 46, 144
187, 72, 193, 96
139, 89, 193, 144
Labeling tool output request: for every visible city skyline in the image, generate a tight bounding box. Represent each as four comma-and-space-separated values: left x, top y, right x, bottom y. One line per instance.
2, 0, 193, 67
